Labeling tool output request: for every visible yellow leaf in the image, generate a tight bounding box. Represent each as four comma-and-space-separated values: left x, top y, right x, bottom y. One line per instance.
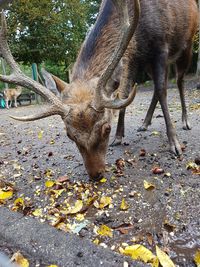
0, 189, 13, 200
194, 249, 200, 267
120, 198, 129, 210
45, 169, 53, 178
76, 213, 85, 221
156, 246, 175, 267
38, 130, 44, 139
67, 200, 83, 214
99, 196, 112, 209
13, 197, 25, 210
144, 180, 155, 190
47, 265, 58, 267
151, 131, 160, 136
100, 177, 107, 183
50, 139, 55, 145
11, 251, 29, 267
122, 245, 155, 263
97, 225, 113, 238
151, 256, 160, 267
32, 208, 43, 217
93, 238, 100, 245
45, 180, 55, 188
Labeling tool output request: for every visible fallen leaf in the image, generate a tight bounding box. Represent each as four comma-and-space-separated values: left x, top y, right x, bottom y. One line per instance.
97, 224, 113, 238
139, 149, 146, 157
122, 244, 155, 263
156, 246, 175, 267
66, 200, 83, 214
11, 251, 29, 267
45, 180, 55, 188
152, 167, 164, 175
194, 249, 200, 267
100, 177, 107, 183
144, 180, 155, 190
151, 131, 160, 136
94, 196, 112, 209
0, 189, 13, 200
32, 208, 43, 217
56, 176, 69, 183
13, 197, 25, 211
120, 198, 129, 210
38, 130, 44, 139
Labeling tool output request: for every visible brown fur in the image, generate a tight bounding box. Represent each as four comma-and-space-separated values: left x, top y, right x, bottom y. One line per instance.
4, 86, 22, 109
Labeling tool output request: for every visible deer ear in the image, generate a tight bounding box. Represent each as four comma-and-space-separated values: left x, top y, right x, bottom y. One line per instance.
101, 123, 111, 138
50, 74, 69, 93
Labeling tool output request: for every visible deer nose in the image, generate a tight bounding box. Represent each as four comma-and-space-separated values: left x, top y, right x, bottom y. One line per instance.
91, 171, 104, 181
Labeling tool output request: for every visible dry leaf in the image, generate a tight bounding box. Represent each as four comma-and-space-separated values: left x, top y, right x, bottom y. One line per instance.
144, 180, 155, 190
122, 244, 155, 263
156, 246, 175, 267
45, 180, 55, 188
0, 189, 13, 200
11, 251, 29, 267
194, 249, 200, 267
66, 200, 83, 214
152, 167, 164, 175
32, 208, 43, 217
100, 177, 107, 183
38, 130, 44, 139
94, 196, 112, 209
120, 198, 129, 210
97, 224, 113, 238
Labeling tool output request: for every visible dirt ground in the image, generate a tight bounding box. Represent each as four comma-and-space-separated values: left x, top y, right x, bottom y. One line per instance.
0, 82, 200, 267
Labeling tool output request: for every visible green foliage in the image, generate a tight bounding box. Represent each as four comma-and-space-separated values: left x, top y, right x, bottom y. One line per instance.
6, 0, 100, 72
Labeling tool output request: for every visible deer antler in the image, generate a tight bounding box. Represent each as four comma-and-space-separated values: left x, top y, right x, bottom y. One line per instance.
0, 13, 69, 121
94, 0, 140, 110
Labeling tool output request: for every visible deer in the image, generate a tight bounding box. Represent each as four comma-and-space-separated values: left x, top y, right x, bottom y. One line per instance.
0, 0, 198, 179
51, 0, 198, 156
0, 0, 139, 180
3, 86, 22, 108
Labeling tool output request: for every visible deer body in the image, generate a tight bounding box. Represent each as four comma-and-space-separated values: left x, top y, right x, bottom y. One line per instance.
4, 86, 22, 109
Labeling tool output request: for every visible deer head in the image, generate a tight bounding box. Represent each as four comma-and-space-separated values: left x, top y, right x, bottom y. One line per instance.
0, 0, 140, 180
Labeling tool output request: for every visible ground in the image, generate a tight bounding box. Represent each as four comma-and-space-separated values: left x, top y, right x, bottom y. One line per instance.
0, 80, 200, 267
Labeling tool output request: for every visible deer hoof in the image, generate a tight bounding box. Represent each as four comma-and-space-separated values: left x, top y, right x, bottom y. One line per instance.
137, 125, 148, 132
110, 137, 122, 146
182, 121, 191, 130
170, 142, 182, 157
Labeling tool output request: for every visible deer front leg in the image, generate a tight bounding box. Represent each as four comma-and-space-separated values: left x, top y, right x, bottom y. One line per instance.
111, 107, 126, 146
111, 54, 135, 146
153, 50, 182, 156
5, 99, 9, 109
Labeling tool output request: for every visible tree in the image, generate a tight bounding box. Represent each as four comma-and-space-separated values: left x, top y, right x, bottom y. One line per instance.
6, 0, 100, 75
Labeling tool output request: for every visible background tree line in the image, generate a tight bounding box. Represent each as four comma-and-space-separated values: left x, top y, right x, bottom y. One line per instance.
1, 0, 200, 85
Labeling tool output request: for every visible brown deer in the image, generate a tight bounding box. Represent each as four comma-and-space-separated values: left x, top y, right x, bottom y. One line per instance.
0, 0, 139, 180
0, 0, 198, 178
3, 86, 22, 108
52, 0, 198, 156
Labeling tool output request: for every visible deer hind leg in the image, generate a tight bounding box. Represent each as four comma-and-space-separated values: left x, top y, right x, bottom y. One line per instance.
14, 97, 17, 107
176, 45, 192, 130
138, 67, 168, 132
153, 49, 182, 156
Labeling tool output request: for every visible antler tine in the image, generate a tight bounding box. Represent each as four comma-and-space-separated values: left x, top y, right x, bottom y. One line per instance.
0, 12, 68, 117
94, 0, 140, 110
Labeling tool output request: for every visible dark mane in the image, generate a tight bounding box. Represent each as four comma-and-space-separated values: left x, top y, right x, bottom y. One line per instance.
72, 0, 115, 80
